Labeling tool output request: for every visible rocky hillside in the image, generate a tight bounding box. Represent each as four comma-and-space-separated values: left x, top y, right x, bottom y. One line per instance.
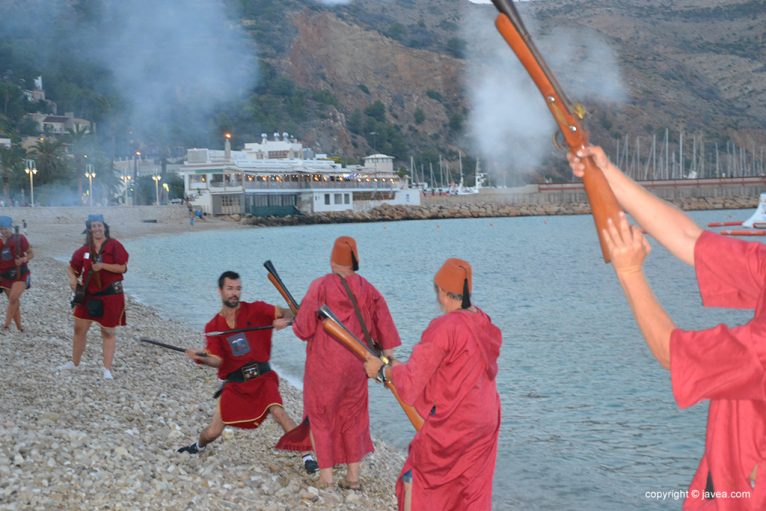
249, 0, 766, 169
1, 0, 763, 179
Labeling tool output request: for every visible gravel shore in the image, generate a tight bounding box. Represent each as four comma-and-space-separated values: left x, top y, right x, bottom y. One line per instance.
0, 207, 404, 511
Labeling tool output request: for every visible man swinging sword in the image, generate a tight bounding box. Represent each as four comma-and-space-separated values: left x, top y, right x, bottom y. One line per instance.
177, 270, 318, 474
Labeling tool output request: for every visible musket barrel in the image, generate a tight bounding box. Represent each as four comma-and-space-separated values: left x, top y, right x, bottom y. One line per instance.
319, 305, 424, 431
493, 11, 622, 262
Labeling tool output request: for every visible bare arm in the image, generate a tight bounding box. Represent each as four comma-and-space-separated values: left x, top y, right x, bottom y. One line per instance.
605, 213, 676, 368
185, 348, 222, 368
66, 265, 79, 291
16, 246, 32, 265
569, 145, 702, 266
92, 262, 127, 274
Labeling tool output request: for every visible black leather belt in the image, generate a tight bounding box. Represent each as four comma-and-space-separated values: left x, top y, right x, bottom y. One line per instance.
93, 281, 123, 296
225, 361, 271, 383
213, 361, 271, 399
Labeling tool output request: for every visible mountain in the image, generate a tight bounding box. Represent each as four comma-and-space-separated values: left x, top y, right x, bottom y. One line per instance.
0, 0, 763, 181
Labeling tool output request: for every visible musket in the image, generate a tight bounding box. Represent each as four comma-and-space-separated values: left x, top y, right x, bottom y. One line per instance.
491, 0, 622, 263
88, 232, 102, 289
139, 337, 208, 357
205, 324, 277, 336
319, 305, 424, 432
13, 226, 21, 281
263, 260, 300, 315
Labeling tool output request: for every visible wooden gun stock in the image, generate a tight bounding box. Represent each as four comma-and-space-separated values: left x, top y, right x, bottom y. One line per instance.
492, 0, 621, 262
319, 306, 424, 432
263, 260, 300, 315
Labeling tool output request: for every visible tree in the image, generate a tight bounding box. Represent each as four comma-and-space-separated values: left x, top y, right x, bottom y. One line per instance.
30, 137, 67, 185
65, 124, 92, 198
0, 142, 26, 203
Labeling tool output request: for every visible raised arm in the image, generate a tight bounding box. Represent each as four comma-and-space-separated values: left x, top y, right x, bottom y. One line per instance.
569, 145, 703, 266
605, 213, 676, 368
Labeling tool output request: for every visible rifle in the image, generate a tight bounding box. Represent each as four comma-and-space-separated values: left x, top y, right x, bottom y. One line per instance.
491, 0, 622, 263
205, 324, 277, 337
263, 260, 300, 315
88, 233, 102, 289
139, 337, 208, 357
13, 226, 21, 281
319, 305, 424, 432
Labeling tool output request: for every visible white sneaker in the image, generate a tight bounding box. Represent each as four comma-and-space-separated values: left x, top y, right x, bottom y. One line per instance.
57, 361, 76, 371
103, 368, 113, 380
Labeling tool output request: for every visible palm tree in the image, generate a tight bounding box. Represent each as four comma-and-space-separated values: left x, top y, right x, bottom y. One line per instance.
65, 124, 92, 198
0, 142, 26, 203
30, 137, 67, 185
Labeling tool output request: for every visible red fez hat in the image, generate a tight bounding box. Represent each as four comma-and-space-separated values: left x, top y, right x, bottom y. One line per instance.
331, 236, 359, 270
434, 258, 472, 296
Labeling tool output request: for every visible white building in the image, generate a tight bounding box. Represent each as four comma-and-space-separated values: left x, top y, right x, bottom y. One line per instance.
180, 133, 420, 216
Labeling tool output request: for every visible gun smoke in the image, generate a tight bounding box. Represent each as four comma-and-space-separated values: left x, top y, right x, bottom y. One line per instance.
462, 4, 626, 184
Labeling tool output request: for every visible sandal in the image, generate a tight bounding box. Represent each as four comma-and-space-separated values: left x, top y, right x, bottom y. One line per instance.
338, 478, 362, 491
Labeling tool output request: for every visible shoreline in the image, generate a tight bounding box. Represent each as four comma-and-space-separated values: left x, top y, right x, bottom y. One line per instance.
1, 210, 404, 510
239, 195, 758, 227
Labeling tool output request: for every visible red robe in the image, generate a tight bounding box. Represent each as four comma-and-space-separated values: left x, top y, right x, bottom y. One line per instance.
670, 231, 766, 510
292, 273, 401, 467
0, 234, 30, 290
390, 308, 502, 511
205, 301, 283, 429
70, 238, 128, 328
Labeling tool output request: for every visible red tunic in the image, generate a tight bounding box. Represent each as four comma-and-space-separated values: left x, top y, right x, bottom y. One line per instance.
70, 238, 128, 328
390, 308, 502, 511
292, 273, 401, 468
0, 234, 30, 290
205, 301, 282, 429
670, 231, 766, 510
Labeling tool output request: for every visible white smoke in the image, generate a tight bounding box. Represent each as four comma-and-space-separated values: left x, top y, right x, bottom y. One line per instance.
462, 5, 626, 182
88, 0, 258, 142
0, 0, 258, 144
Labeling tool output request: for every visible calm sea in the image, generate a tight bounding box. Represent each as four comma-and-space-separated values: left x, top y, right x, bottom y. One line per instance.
120, 210, 753, 510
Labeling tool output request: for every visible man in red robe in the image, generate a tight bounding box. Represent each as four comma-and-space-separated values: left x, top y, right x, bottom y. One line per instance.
179, 271, 317, 473
365, 258, 502, 511
292, 236, 401, 489
569, 145, 764, 510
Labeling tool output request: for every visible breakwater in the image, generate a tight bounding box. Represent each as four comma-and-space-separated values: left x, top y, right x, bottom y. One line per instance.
237, 195, 759, 227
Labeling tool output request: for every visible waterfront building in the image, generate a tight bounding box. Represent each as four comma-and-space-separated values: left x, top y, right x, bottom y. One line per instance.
179, 133, 420, 216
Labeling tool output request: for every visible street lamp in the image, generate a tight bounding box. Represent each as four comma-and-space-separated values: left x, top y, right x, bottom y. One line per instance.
24, 159, 37, 207
152, 174, 161, 206
133, 150, 141, 204
121, 175, 132, 205
84, 165, 96, 207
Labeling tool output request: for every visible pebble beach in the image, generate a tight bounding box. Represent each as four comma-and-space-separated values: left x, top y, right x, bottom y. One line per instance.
0, 206, 404, 511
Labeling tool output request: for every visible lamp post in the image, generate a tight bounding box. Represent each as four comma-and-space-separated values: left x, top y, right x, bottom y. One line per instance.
121, 175, 132, 205
152, 174, 161, 206
24, 159, 37, 207
84, 164, 96, 207
133, 150, 141, 204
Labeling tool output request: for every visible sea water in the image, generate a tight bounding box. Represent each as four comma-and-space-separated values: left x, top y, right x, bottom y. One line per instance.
122, 210, 752, 510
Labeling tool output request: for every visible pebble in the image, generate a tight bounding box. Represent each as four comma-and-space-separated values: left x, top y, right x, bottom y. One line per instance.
0, 211, 405, 511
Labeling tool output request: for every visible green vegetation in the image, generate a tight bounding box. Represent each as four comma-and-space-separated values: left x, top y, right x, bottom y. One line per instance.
426, 90, 443, 103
